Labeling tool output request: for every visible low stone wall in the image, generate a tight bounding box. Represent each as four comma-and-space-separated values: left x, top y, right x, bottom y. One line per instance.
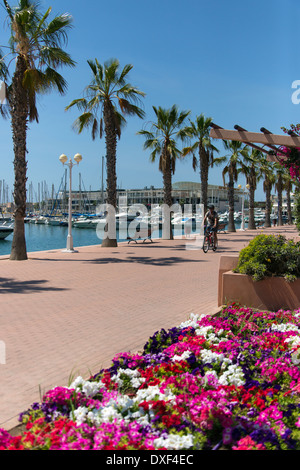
218, 255, 300, 311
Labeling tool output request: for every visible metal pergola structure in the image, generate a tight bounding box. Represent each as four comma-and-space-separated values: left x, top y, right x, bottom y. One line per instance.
209, 123, 300, 162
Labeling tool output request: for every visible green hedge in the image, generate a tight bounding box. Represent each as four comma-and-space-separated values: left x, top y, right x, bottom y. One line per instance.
234, 234, 300, 282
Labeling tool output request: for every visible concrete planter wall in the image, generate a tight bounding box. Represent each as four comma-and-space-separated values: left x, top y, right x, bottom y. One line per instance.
218, 255, 300, 311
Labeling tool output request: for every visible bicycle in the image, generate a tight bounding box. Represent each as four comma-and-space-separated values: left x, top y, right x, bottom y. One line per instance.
202, 226, 218, 253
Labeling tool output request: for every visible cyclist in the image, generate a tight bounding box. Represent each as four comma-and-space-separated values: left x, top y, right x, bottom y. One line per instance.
203, 205, 219, 248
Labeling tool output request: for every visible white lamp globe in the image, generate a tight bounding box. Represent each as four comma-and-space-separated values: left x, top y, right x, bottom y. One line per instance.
59, 154, 68, 164
74, 153, 82, 164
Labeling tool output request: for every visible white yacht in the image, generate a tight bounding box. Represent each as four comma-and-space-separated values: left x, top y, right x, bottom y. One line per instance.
46, 217, 62, 226
0, 221, 14, 239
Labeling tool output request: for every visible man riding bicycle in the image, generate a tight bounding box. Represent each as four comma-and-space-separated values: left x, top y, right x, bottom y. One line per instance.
203, 205, 219, 248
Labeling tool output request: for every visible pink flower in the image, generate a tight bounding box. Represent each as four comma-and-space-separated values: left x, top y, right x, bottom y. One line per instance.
232, 436, 266, 450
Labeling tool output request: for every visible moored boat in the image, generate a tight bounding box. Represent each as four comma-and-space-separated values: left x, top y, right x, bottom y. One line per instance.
0, 222, 14, 240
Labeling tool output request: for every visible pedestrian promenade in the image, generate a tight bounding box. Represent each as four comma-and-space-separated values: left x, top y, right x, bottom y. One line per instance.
0, 224, 299, 431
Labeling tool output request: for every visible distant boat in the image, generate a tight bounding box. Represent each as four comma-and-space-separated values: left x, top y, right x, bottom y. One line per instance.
172, 216, 201, 232
35, 216, 47, 224
0, 222, 14, 240
46, 217, 61, 226
73, 213, 137, 229
73, 215, 106, 229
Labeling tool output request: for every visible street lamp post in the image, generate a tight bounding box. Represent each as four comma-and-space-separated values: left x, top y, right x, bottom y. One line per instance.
59, 153, 83, 252
238, 184, 249, 231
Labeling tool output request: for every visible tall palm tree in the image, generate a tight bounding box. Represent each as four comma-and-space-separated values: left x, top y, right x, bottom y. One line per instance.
222, 140, 249, 232
66, 58, 145, 247
261, 157, 276, 227
282, 171, 294, 224
2, 0, 75, 260
275, 164, 285, 226
138, 105, 190, 239
240, 148, 264, 230
182, 114, 225, 213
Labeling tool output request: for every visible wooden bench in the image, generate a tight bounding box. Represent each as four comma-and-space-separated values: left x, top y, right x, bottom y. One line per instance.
217, 223, 227, 233
256, 220, 265, 228
127, 227, 153, 244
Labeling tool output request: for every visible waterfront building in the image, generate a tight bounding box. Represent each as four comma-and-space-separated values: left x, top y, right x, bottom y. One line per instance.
42, 181, 245, 214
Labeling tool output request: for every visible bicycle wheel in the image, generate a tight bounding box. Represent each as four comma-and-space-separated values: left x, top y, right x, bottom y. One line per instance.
212, 238, 218, 251
203, 235, 210, 253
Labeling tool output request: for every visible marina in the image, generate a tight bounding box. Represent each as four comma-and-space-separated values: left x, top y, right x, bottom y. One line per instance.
0, 208, 285, 257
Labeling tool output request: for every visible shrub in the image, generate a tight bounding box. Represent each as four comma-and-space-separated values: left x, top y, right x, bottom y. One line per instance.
234, 234, 300, 282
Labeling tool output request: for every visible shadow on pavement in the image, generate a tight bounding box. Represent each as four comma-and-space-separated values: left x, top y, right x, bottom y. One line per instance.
0, 277, 68, 294
84, 255, 208, 266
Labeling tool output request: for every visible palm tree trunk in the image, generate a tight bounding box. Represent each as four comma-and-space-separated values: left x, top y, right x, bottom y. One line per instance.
102, 101, 118, 247
248, 186, 256, 230
199, 147, 209, 214
10, 56, 28, 261
227, 175, 236, 232
286, 181, 293, 224
264, 180, 272, 228
277, 173, 283, 226
162, 152, 173, 240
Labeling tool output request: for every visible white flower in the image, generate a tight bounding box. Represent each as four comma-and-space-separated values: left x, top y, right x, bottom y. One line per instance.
111, 368, 145, 389
200, 349, 224, 364
153, 433, 194, 450
172, 351, 191, 362
100, 405, 122, 422
291, 350, 300, 365
178, 313, 202, 329
72, 406, 89, 425
271, 323, 300, 333
219, 364, 245, 387
69, 376, 104, 397
135, 385, 176, 403
195, 325, 213, 337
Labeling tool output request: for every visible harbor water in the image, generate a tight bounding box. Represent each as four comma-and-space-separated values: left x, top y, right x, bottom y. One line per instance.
0, 219, 245, 257
0, 221, 128, 256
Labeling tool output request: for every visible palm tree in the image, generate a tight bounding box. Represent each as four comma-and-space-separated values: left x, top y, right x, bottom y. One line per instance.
66, 58, 145, 247
2, 0, 75, 260
240, 148, 264, 230
283, 171, 294, 224
182, 114, 225, 213
222, 140, 249, 232
138, 105, 190, 239
261, 158, 276, 227
275, 164, 285, 226
259, 155, 275, 228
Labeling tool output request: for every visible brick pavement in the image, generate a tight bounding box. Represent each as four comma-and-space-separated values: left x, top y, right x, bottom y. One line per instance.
0, 224, 299, 431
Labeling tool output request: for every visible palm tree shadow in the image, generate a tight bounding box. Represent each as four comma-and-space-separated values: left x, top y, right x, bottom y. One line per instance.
0, 277, 68, 294
85, 255, 206, 266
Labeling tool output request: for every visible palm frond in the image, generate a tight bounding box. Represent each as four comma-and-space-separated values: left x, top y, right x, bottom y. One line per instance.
39, 46, 75, 68
43, 67, 68, 94
99, 117, 103, 138
91, 117, 98, 140
119, 63, 133, 83
72, 112, 94, 134
113, 109, 125, 138
65, 98, 88, 112
28, 89, 38, 122
34, 6, 52, 38
87, 59, 99, 80
41, 13, 73, 47
117, 98, 145, 119
3, 0, 14, 21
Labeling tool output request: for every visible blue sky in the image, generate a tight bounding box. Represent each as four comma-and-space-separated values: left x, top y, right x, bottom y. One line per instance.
1, 0, 300, 203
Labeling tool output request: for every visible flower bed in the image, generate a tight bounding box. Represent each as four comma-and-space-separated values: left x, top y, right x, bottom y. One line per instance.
1, 304, 300, 450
